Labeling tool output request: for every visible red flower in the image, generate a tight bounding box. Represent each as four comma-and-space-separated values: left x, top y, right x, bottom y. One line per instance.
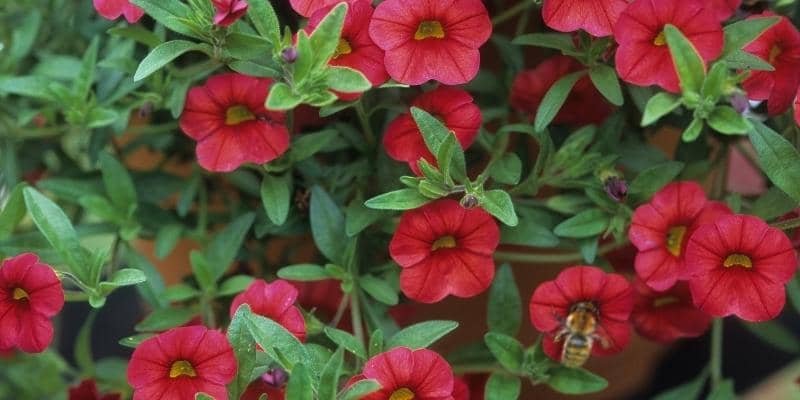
510, 56, 613, 126
541, 0, 628, 37
212, 0, 248, 27
685, 214, 798, 322
230, 279, 306, 341
628, 182, 732, 291
127, 326, 237, 400
383, 87, 481, 174
241, 368, 288, 400
92, 0, 144, 23
306, 0, 388, 100
68, 379, 121, 400
369, 0, 491, 85
709, 0, 741, 21
452, 374, 487, 400
290, 0, 355, 17
389, 199, 500, 303
0, 253, 64, 353
179, 73, 289, 172
614, 0, 724, 92
631, 280, 711, 343
355, 347, 455, 400
529, 266, 634, 363
743, 14, 800, 116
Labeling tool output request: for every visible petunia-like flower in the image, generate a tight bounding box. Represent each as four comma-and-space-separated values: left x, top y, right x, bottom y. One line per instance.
709, 0, 742, 21
179, 73, 289, 172
127, 326, 237, 400
306, 0, 388, 100
241, 368, 287, 400
68, 379, 121, 400
290, 0, 356, 17
0, 253, 64, 353
529, 266, 634, 362
452, 374, 486, 400
510, 56, 612, 126
352, 347, 455, 400
541, 0, 628, 37
631, 280, 711, 343
383, 87, 481, 175
369, 0, 492, 85
743, 13, 800, 116
389, 199, 500, 303
212, 0, 248, 27
230, 279, 306, 341
614, 0, 724, 93
92, 0, 144, 23
628, 181, 732, 291
685, 214, 798, 322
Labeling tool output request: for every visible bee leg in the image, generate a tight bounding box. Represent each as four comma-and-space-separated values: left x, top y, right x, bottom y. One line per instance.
553, 327, 569, 343
592, 334, 611, 349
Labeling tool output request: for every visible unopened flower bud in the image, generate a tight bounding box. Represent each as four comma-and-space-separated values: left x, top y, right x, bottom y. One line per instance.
282, 47, 298, 63
460, 194, 479, 209
262, 367, 289, 388
604, 176, 628, 202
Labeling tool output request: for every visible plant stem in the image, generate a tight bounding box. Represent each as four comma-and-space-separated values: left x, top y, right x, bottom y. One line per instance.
491, 0, 534, 26
710, 318, 724, 389
330, 295, 351, 327
349, 290, 365, 357
355, 100, 375, 146
494, 240, 629, 264
771, 216, 800, 231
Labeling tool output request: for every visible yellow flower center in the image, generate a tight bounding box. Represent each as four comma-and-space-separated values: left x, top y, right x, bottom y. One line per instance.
666, 226, 687, 257
169, 360, 197, 378
334, 38, 352, 58
431, 235, 457, 251
389, 388, 415, 400
653, 31, 667, 46
414, 21, 445, 40
225, 105, 255, 125
769, 45, 782, 64
723, 253, 753, 269
12, 288, 28, 301
652, 296, 679, 308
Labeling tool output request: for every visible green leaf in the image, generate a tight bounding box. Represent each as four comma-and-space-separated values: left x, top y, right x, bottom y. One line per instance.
266, 82, 303, 110
134, 40, 206, 81
628, 161, 684, 199
642, 92, 682, 126
218, 275, 254, 296
240, 305, 311, 371
652, 369, 708, 400
164, 284, 201, 302
108, 26, 162, 48
345, 200, 383, 237
740, 320, 800, 353
365, 189, 430, 210
226, 33, 273, 61
481, 190, 519, 227
286, 363, 313, 400
701, 62, 729, 101
227, 306, 261, 399
436, 132, 467, 183
319, 348, 344, 400
682, 118, 704, 142
324, 327, 367, 359
589, 65, 624, 106
750, 187, 797, 220
86, 107, 119, 128
310, 186, 346, 263
707, 379, 736, 400
123, 248, 168, 308
204, 212, 255, 282
360, 275, 399, 306
191, 251, 216, 292
0, 183, 27, 240
535, 71, 585, 132
487, 264, 521, 336
707, 106, 750, 135
130, 0, 199, 39
73, 38, 99, 100
291, 129, 339, 161
261, 174, 291, 226
308, 3, 348, 71
326, 66, 371, 93
387, 320, 458, 349
788, 276, 800, 314
98, 269, 147, 294
664, 24, 705, 93
484, 332, 524, 372
485, 374, 521, 400
748, 121, 800, 203
338, 379, 381, 400
154, 224, 182, 259
722, 16, 780, 58
490, 153, 522, 185
99, 153, 137, 214
247, 0, 280, 42
135, 307, 197, 332
369, 329, 384, 357
724, 50, 775, 71
553, 209, 609, 238
277, 264, 331, 281
410, 107, 451, 157
512, 33, 576, 52
547, 367, 609, 395
228, 60, 280, 78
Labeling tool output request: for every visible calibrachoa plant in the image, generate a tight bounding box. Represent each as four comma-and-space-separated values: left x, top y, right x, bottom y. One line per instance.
1, 0, 800, 399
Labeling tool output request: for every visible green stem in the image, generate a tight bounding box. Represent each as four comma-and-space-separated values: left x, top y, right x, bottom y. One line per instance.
494, 240, 629, 264
349, 289, 365, 360
491, 0, 534, 26
710, 318, 724, 389
772, 216, 800, 231
355, 101, 376, 146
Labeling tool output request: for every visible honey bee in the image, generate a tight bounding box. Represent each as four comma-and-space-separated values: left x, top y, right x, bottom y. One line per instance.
553, 301, 607, 368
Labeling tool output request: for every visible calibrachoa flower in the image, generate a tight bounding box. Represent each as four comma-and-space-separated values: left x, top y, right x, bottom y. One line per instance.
383, 87, 481, 174
0, 253, 64, 353
614, 0, 724, 93
241, 368, 288, 400
290, 0, 355, 17
709, 0, 742, 21
212, 0, 248, 27
628, 181, 732, 291
68, 379, 121, 400
631, 280, 711, 343
389, 199, 500, 303
93, 0, 144, 23
179, 73, 289, 172
127, 326, 237, 400
743, 13, 800, 116
369, 0, 492, 85
353, 347, 455, 400
230, 279, 306, 341
685, 214, 798, 322
541, 0, 628, 37
529, 266, 634, 361
510, 56, 612, 126
306, 0, 388, 100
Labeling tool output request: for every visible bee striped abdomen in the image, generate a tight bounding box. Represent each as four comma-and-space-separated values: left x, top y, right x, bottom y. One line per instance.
561, 334, 592, 368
